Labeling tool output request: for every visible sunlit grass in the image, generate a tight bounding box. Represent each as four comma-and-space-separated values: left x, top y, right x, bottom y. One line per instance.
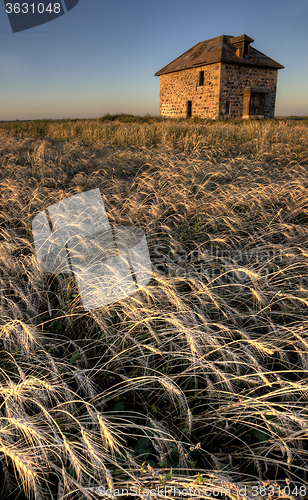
0, 115, 308, 499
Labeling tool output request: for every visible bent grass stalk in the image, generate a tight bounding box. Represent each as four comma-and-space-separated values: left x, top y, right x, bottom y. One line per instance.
0, 116, 308, 498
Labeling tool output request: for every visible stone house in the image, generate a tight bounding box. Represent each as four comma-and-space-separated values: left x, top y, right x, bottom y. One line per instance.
155, 34, 284, 119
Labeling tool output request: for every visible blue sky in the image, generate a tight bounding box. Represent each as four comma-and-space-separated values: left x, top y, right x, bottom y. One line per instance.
0, 0, 307, 120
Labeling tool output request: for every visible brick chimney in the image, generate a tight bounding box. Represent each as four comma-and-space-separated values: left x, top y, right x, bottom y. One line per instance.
230, 34, 254, 58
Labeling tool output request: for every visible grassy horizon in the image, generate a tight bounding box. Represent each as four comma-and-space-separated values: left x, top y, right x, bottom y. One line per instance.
0, 115, 308, 499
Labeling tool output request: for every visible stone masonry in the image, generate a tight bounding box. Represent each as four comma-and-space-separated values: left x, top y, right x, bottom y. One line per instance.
155, 34, 283, 120
159, 64, 220, 119
219, 64, 278, 119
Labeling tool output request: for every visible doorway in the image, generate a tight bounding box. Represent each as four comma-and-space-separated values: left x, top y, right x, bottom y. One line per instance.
242, 87, 267, 118
186, 101, 192, 118
249, 93, 265, 116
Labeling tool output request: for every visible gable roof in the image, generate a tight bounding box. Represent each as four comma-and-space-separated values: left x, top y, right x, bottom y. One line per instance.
155, 34, 284, 76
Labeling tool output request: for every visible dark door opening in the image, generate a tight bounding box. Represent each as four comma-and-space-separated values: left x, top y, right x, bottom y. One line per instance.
249, 94, 265, 115
187, 100, 192, 118
242, 88, 267, 118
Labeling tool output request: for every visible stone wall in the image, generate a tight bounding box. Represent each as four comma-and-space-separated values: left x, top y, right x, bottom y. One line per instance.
159, 64, 220, 119
219, 64, 278, 119
158, 62, 279, 119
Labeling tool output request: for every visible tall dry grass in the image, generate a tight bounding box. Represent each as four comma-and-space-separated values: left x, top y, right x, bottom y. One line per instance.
0, 116, 308, 499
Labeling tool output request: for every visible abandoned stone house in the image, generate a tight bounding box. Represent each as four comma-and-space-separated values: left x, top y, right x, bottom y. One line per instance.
155, 34, 284, 119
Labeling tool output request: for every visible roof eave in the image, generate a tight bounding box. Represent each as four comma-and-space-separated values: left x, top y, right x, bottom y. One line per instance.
155, 59, 221, 76
155, 59, 284, 76
222, 60, 284, 69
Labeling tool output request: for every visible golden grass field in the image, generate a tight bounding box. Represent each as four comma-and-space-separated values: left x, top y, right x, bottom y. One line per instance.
0, 115, 308, 499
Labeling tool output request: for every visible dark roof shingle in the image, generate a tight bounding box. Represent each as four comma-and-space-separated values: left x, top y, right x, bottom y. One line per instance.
155, 34, 284, 76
